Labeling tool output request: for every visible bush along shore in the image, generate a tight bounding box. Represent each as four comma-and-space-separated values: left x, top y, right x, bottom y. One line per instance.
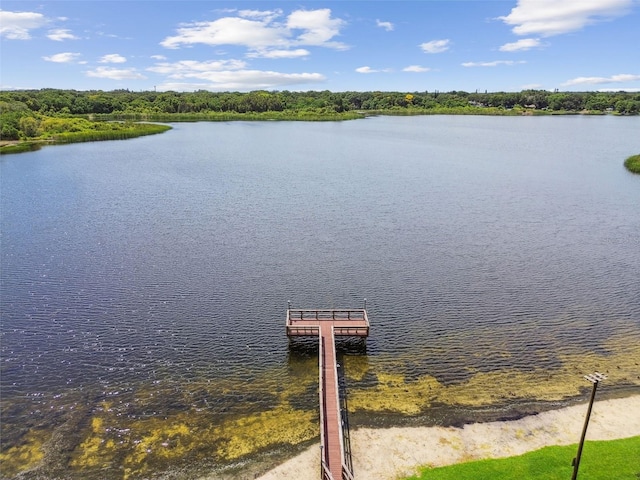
0, 113, 171, 155
624, 154, 640, 174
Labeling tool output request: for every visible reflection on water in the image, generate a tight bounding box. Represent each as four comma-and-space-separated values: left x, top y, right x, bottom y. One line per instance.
1, 116, 639, 478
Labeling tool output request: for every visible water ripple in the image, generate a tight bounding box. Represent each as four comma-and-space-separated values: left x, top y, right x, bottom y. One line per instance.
1, 117, 639, 477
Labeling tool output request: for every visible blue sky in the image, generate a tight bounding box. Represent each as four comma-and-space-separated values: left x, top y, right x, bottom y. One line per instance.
1, 0, 639, 92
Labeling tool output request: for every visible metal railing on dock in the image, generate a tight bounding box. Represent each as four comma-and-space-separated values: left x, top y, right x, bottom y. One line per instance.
286, 308, 370, 338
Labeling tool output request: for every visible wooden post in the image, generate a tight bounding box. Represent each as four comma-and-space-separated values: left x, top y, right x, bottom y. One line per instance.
571, 372, 606, 480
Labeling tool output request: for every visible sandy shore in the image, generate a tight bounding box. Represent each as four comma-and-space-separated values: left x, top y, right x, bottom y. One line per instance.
257, 395, 640, 480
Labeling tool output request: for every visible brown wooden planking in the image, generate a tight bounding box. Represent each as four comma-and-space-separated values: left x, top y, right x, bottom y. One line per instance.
286, 309, 369, 479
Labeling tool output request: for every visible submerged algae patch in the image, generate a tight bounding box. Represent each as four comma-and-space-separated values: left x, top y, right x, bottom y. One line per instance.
213, 404, 318, 461
68, 402, 318, 478
344, 334, 640, 415
69, 416, 114, 469
0, 429, 48, 477
121, 415, 204, 479
341, 354, 371, 382
63, 364, 320, 478
347, 371, 442, 415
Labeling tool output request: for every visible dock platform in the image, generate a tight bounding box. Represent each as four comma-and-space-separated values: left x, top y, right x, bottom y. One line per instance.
286, 307, 369, 480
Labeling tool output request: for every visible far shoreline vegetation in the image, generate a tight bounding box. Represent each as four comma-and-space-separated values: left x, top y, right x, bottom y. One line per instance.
0, 119, 171, 154
1, 88, 639, 154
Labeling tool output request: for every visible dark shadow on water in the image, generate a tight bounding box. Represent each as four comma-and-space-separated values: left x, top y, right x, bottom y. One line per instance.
335, 337, 368, 355
286, 336, 368, 356
286, 336, 319, 356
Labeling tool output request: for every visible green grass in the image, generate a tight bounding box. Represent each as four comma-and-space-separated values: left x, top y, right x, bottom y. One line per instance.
0, 142, 42, 154
405, 436, 640, 480
624, 154, 640, 174
51, 122, 171, 144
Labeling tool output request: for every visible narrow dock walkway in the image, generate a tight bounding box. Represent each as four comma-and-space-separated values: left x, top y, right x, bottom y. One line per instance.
287, 308, 369, 480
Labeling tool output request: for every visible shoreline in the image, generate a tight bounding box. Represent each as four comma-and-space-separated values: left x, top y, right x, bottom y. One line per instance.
255, 394, 640, 480
2, 110, 632, 156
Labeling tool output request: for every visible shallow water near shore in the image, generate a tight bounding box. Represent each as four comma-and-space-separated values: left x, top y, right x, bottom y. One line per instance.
1, 115, 639, 478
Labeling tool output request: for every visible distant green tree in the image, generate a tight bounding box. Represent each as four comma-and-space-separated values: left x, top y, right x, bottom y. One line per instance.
0, 105, 30, 140
2, 125, 20, 140
521, 90, 549, 109
585, 93, 614, 111
0, 88, 638, 117
19, 116, 39, 137
548, 93, 584, 111
615, 99, 640, 114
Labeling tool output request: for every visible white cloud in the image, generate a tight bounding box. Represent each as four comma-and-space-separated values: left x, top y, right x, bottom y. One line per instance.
499, 0, 634, 37
157, 71, 325, 92
462, 60, 526, 67
562, 73, 640, 86
499, 38, 542, 52
160, 8, 347, 55
403, 65, 431, 73
161, 17, 285, 49
420, 39, 450, 54
287, 9, 347, 49
151, 55, 167, 60
147, 59, 324, 90
99, 54, 127, 63
42, 52, 81, 63
86, 67, 147, 80
47, 28, 79, 41
247, 48, 310, 59
0, 11, 48, 39
355, 66, 392, 74
376, 19, 394, 31
237, 9, 282, 22
147, 59, 247, 77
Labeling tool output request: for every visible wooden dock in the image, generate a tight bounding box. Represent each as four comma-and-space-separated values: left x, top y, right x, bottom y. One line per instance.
287, 308, 369, 480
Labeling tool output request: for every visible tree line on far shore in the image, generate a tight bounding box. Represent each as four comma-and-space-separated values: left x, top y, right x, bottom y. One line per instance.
1, 88, 639, 141
3, 88, 639, 116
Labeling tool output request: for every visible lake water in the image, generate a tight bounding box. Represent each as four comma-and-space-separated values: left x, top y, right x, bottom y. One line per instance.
1, 115, 639, 478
